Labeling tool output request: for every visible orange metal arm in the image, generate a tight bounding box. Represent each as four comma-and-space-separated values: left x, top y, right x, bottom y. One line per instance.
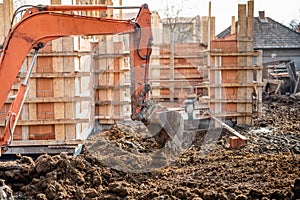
0, 4, 152, 110
41, 4, 141, 12
0, 4, 152, 150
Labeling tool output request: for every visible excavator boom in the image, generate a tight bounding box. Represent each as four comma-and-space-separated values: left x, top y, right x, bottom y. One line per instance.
0, 4, 153, 152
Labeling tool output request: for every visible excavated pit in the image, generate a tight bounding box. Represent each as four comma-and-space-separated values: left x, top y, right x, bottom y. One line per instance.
0, 95, 299, 199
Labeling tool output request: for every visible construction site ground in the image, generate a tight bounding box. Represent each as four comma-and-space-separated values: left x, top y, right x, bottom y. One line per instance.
0, 95, 300, 200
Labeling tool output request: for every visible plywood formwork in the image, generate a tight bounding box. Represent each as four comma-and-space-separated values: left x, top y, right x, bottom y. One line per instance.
208, 0, 262, 125
0, 0, 111, 153
20, 3, 92, 146
149, 12, 213, 107
78, 0, 132, 125
150, 43, 206, 106
0, 0, 135, 154
92, 34, 131, 124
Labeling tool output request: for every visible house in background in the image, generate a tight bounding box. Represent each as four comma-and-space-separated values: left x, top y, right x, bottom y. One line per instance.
217, 11, 300, 71
160, 16, 201, 44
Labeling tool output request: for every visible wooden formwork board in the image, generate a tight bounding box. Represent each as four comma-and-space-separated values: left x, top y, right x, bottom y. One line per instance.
93, 33, 133, 124
0, 0, 111, 153
0, 126, 22, 140
0, 124, 79, 141
207, 0, 262, 125
0, 0, 14, 44
150, 43, 206, 103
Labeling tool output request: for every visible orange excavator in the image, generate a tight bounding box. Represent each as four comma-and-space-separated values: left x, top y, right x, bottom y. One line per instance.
0, 3, 161, 155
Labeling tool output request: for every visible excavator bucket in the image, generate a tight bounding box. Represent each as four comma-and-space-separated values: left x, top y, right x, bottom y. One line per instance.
145, 109, 184, 148
83, 106, 185, 172
84, 104, 185, 153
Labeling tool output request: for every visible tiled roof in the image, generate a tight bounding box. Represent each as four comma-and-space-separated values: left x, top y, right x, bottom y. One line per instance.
217, 17, 300, 49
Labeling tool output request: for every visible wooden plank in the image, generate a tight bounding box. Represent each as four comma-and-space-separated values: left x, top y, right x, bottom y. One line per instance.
36, 79, 54, 97
209, 83, 263, 87
294, 76, 300, 94
21, 72, 90, 78
10, 139, 82, 147
0, 119, 89, 126
28, 79, 37, 98
99, 119, 115, 125
55, 124, 65, 140
63, 57, 75, 72
29, 125, 55, 140
275, 81, 282, 94
26, 96, 90, 103
37, 103, 54, 119
209, 99, 255, 103
65, 78, 74, 97
65, 102, 74, 119
0, 0, 13, 44
51, 38, 63, 52
21, 104, 29, 120
54, 102, 65, 119
207, 66, 263, 70
6, 96, 90, 104
231, 16, 236, 34
62, 37, 74, 52
65, 124, 76, 139
52, 57, 64, 72
237, 4, 247, 38
22, 126, 29, 140
51, 0, 61, 5
286, 62, 297, 84
210, 52, 260, 56
29, 51, 92, 57
201, 16, 208, 45
247, 0, 254, 39
53, 78, 64, 97
28, 104, 37, 120
210, 16, 215, 41
206, 111, 248, 140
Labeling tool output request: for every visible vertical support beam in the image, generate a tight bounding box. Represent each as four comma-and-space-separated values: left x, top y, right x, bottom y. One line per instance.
247, 0, 254, 40
231, 16, 236, 34
237, 3, 247, 124
106, 0, 113, 18
170, 31, 175, 102
207, 1, 211, 50
238, 4, 247, 38
210, 16, 215, 41
257, 50, 263, 118
246, 0, 255, 124
237, 1, 255, 125
0, 0, 14, 44
119, 0, 122, 19
201, 17, 208, 46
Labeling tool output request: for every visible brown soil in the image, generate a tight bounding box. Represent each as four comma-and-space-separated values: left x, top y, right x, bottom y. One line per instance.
0, 95, 299, 200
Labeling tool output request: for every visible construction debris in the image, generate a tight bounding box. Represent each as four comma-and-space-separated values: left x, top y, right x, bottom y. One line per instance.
0, 179, 14, 200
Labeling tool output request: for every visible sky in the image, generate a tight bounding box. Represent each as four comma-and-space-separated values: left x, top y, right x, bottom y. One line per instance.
23, 0, 300, 33
115, 0, 300, 33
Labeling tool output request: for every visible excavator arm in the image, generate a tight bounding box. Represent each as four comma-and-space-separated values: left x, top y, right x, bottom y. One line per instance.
0, 4, 152, 152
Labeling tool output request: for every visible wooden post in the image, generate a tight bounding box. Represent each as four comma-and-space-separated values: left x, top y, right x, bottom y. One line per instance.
237, 2, 253, 124
201, 17, 208, 46
231, 16, 236, 34
0, 0, 14, 44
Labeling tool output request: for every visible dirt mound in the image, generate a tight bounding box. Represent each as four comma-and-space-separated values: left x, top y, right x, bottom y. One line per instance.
0, 97, 299, 199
